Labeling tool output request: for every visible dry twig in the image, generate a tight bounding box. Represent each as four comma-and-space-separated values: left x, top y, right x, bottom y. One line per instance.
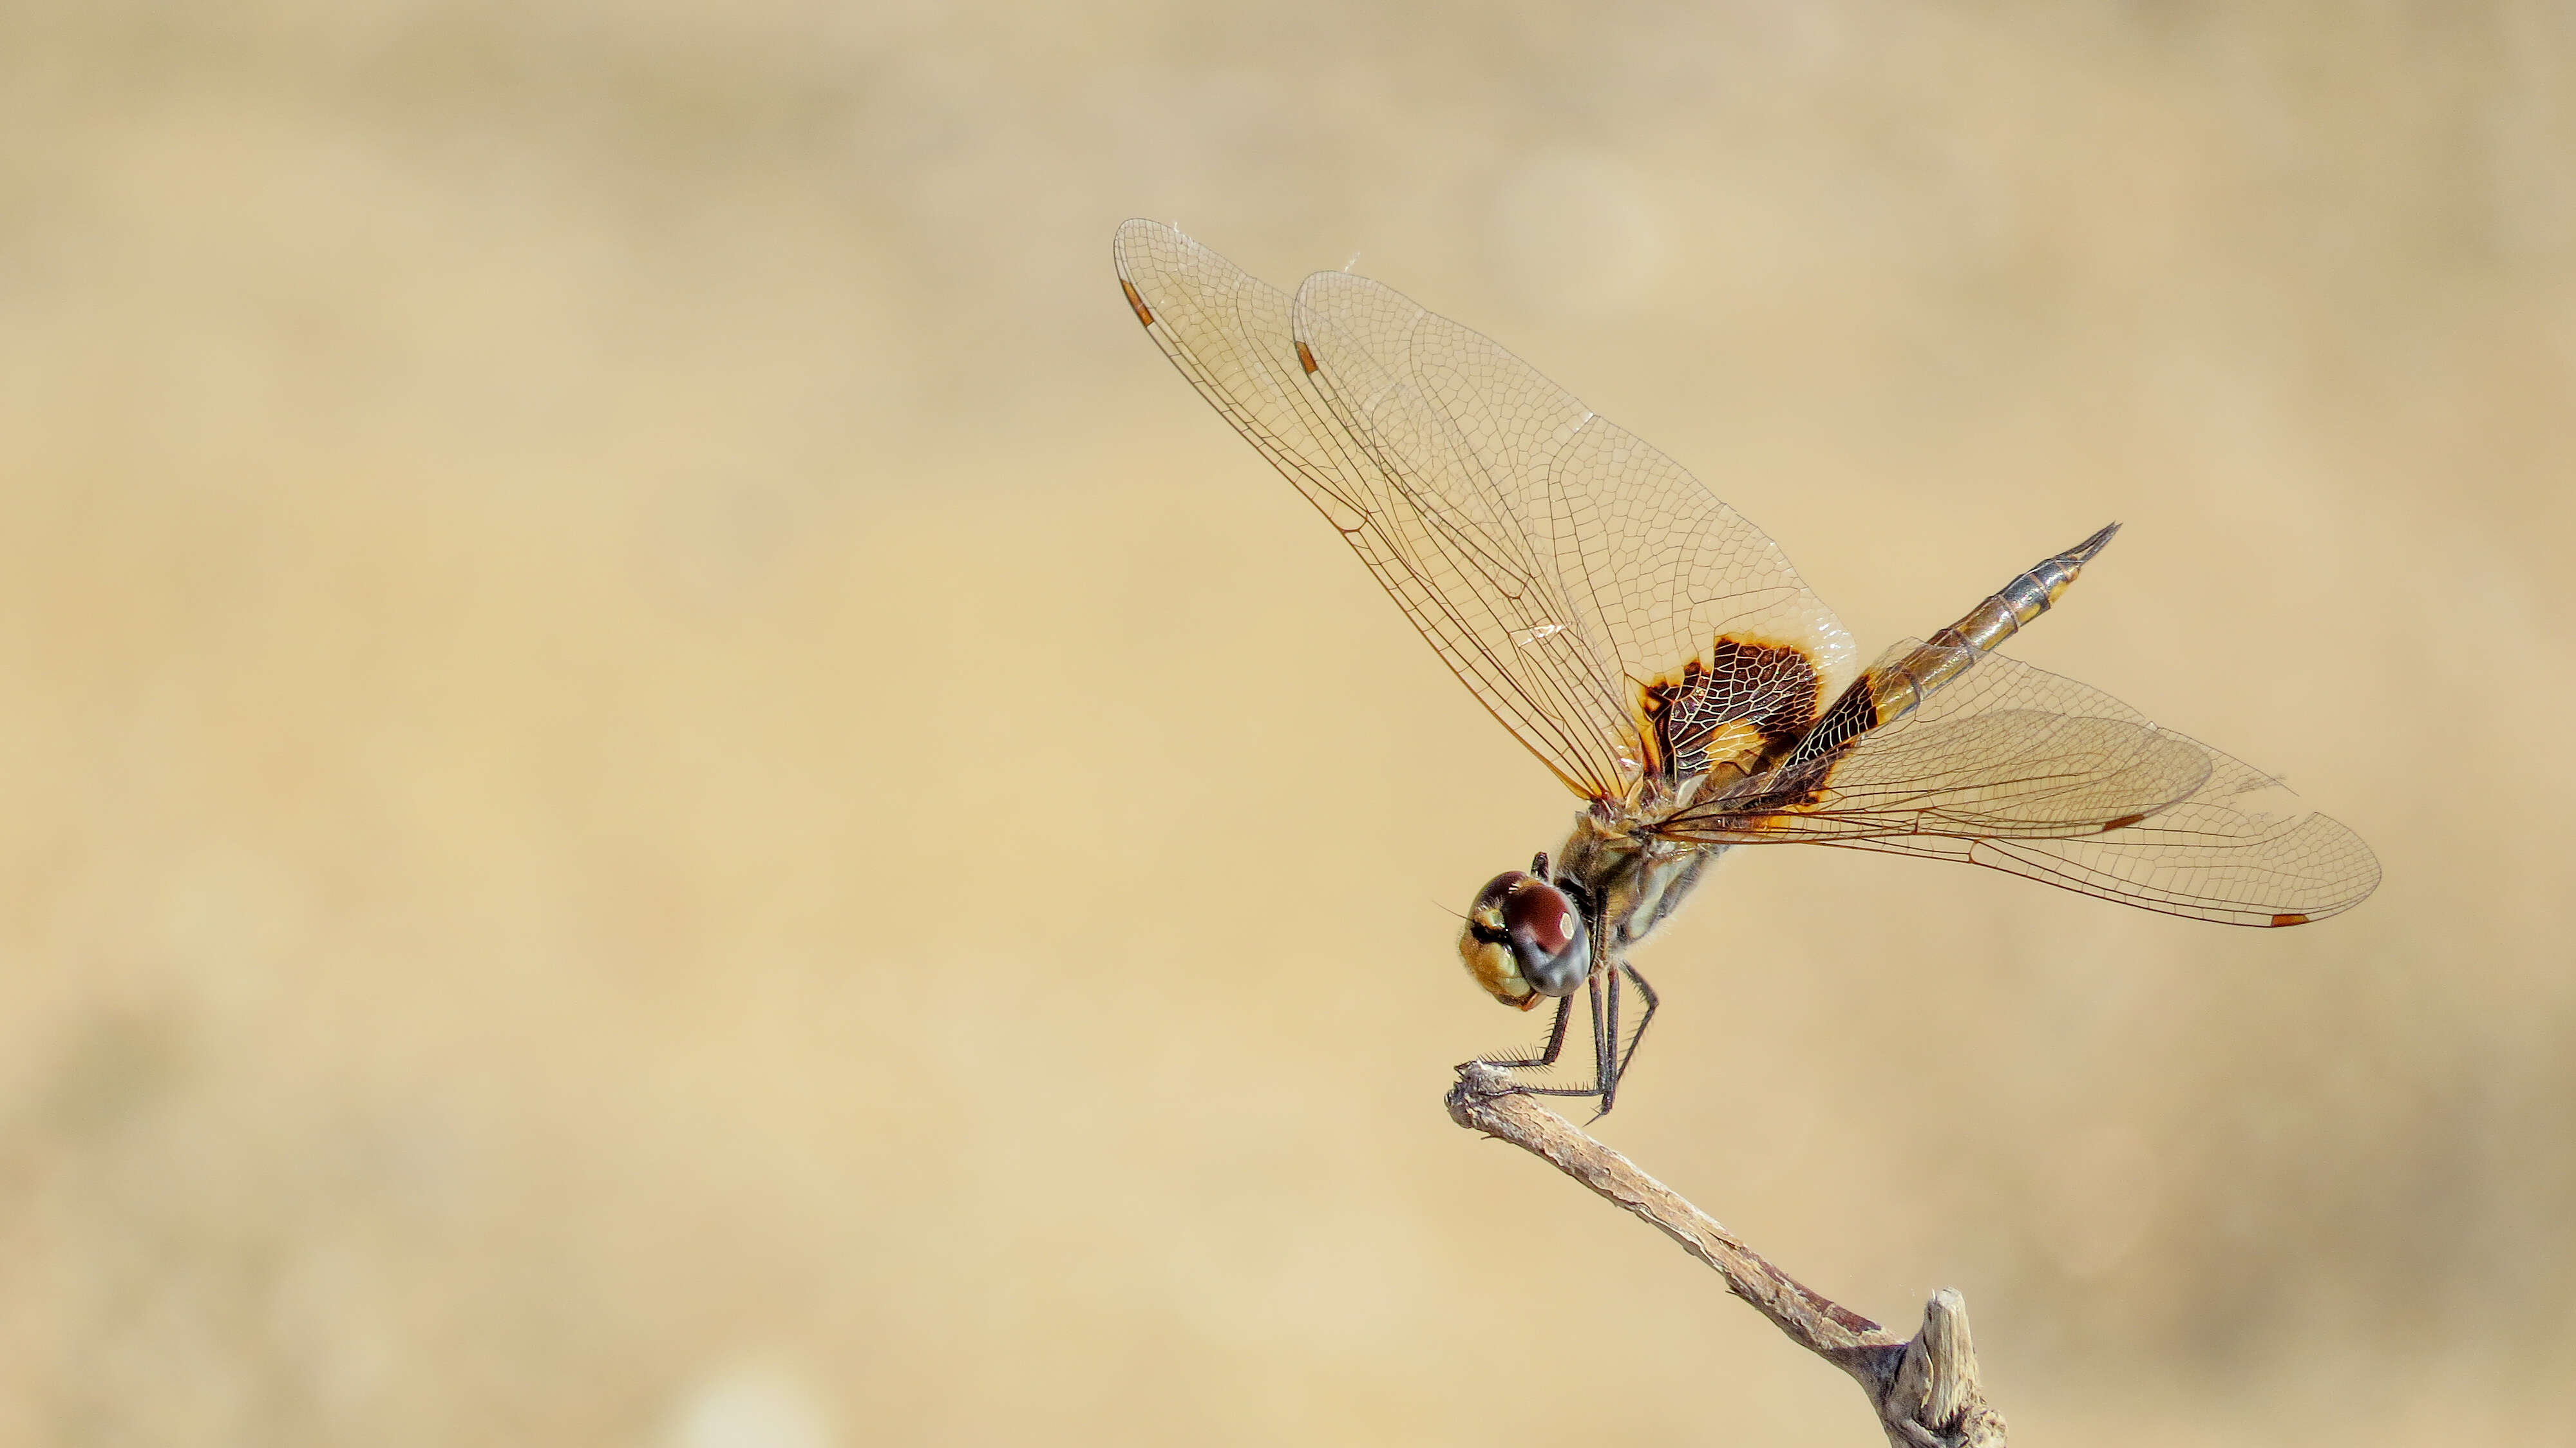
1445, 1062, 2007, 1447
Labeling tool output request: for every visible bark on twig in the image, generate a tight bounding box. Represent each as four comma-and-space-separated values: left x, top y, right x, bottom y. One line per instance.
1444, 1063, 2007, 1447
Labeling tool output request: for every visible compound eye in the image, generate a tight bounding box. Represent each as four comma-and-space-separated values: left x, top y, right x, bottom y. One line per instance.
1501, 875, 1588, 996
1502, 878, 1579, 958
1469, 872, 1525, 918
1461, 871, 1589, 1002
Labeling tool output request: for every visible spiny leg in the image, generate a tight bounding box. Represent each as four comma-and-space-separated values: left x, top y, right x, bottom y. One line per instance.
1589, 970, 1607, 1098
1466, 993, 1611, 1101
1461, 963, 1662, 1114
1484, 974, 1618, 1098
1472, 993, 1574, 1072
1593, 964, 1625, 1119
1612, 960, 1660, 1089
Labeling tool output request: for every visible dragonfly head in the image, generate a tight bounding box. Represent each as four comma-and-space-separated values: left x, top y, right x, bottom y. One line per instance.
1459, 862, 1590, 1009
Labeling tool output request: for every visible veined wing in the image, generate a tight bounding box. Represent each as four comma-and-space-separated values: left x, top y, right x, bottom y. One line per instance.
1115, 219, 1855, 801
1662, 644, 2381, 926
1289, 264, 1858, 799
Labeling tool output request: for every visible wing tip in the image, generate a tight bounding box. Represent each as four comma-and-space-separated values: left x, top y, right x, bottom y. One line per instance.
1112, 218, 1194, 281
1110, 216, 1157, 266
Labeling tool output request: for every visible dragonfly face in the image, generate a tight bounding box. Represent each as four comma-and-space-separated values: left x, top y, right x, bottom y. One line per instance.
1459, 860, 1589, 1007
1113, 219, 2381, 1113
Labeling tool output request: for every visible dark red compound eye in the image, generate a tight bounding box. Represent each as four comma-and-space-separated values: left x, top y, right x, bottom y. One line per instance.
1463, 870, 1589, 998
1503, 878, 1578, 955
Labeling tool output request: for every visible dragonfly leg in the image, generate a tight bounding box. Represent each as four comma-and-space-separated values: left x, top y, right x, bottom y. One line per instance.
1471, 993, 1573, 1072
1463, 989, 1619, 1105
1465, 965, 1643, 1111
1590, 964, 1624, 1120
1588, 969, 1611, 1107
1612, 959, 1659, 1089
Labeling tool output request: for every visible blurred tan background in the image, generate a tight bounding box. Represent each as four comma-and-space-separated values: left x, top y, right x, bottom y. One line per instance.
0, 1, 2568, 1443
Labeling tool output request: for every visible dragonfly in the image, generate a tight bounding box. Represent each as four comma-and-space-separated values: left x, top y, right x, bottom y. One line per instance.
1112, 218, 2380, 1114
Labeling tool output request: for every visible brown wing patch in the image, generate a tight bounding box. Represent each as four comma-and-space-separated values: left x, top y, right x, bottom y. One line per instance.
1120, 278, 1153, 327
2100, 812, 2150, 832
1792, 669, 1884, 764
1638, 636, 1823, 785
2268, 912, 2311, 927
1294, 338, 1318, 374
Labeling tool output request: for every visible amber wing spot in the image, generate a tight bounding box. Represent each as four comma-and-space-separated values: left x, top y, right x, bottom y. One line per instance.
2268, 912, 2311, 928
2099, 812, 2149, 833
1120, 278, 1153, 327
1295, 339, 1318, 374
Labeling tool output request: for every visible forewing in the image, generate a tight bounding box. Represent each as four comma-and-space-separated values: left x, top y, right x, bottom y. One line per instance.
1113, 223, 1374, 537
1116, 221, 1617, 793
1665, 645, 2381, 926
1289, 265, 1857, 797
1114, 218, 1854, 800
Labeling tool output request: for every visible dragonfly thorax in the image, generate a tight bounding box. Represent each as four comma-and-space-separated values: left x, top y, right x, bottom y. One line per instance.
1457, 820, 1723, 1011
1553, 812, 1721, 960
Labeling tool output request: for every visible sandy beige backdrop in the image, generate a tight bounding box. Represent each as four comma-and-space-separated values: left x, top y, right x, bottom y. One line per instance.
0, 1, 2568, 1443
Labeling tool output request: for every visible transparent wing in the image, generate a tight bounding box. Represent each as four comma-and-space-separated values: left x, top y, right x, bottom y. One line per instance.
1115, 219, 1855, 800
1663, 645, 2382, 926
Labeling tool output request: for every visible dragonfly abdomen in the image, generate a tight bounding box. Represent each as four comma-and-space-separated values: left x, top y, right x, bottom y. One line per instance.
1871, 521, 2121, 725
1768, 522, 2120, 774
